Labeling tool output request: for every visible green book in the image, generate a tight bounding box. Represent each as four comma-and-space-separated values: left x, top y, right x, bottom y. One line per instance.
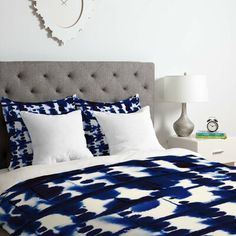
196, 131, 226, 137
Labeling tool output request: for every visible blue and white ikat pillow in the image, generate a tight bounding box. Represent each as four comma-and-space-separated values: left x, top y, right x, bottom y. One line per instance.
75, 94, 141, 156
1, 95, 76, 170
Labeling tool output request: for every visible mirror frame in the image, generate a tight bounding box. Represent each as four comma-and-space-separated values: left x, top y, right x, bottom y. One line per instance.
31, 0, 95, 45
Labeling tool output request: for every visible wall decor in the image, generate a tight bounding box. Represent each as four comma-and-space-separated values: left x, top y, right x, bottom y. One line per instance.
31, 0, 95, 45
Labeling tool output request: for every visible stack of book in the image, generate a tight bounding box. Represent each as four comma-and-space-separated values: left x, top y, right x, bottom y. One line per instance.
196, 131, 227, 139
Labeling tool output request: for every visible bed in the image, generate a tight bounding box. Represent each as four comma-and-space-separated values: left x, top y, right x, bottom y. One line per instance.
0, 62, 236, 236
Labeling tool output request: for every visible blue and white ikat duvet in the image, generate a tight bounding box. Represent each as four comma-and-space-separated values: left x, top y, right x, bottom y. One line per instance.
0, 149, 236, 236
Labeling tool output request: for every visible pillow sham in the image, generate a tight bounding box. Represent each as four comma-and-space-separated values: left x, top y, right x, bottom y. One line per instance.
74, 94, 141, 156
93, 106, 164, 155
1, 95, 76, 170
20, 110, 93, 165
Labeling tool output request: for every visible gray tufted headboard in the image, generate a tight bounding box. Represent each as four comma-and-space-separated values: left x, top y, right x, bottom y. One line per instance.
0, 61, 155, 169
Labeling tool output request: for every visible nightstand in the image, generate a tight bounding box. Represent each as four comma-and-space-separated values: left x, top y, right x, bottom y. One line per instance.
167, 135, 236, 166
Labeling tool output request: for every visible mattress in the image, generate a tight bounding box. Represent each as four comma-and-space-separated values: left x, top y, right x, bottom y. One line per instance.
0, 148, 236, 235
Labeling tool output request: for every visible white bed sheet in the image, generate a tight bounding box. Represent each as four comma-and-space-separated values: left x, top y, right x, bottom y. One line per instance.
0, 148, 200, 195
0, 168, 8, 174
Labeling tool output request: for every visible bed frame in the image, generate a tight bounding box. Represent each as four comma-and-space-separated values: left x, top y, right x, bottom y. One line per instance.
0, 61, 155, 170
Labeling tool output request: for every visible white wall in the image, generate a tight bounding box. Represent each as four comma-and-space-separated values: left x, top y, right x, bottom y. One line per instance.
1, 0, 236, 147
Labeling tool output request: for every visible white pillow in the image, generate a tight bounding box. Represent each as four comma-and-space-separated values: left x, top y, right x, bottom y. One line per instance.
93, 106, 163, 155
20, 110, 93, 165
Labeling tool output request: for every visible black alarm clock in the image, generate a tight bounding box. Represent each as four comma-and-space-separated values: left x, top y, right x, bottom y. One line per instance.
207, 117, 219, 132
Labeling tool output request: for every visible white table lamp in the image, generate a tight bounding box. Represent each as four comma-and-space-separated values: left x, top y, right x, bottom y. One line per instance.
163, 73, 208, 137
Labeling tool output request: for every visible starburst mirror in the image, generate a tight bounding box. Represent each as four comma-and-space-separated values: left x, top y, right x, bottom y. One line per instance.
31, 0, 95, 45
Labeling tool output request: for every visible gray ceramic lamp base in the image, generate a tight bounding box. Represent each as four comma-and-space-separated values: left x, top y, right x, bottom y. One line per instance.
174, 103, 194, 137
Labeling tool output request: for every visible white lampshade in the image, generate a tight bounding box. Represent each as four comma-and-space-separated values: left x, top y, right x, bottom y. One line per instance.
162, 75, 208, 103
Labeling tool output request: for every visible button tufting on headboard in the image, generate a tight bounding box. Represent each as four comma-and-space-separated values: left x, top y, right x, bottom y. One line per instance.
102, 87, 107, 92
5, 88, 10, 94
79, 88, 85, 93
55, 87, 62, 93
0, 61, 155, 169
17, 73, 23, 79
30, 88, 37, 94
91, 73, 96, 78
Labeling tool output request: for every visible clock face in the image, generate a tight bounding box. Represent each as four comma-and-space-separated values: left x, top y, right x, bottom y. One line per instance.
207, 121, 219, 132
40, 0, 83, 28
